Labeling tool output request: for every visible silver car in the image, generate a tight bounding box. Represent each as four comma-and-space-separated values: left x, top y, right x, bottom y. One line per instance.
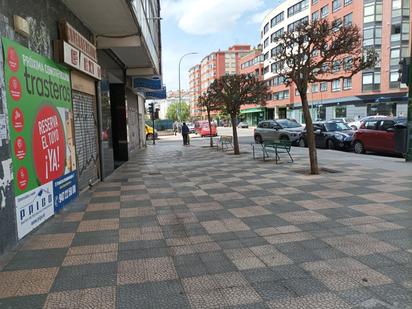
254, 119, 304, 145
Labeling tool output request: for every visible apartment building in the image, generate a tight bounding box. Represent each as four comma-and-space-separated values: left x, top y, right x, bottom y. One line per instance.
239, 49, 266, 125
188, 45, 251, 119
261, 0, 310, 120
189, 64, 202, 117
260, 0, 410, 123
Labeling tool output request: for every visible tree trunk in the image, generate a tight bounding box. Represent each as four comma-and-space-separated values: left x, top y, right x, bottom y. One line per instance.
300, 92, 319, 175
231, 115, 240, 154
207, 109, 213, 147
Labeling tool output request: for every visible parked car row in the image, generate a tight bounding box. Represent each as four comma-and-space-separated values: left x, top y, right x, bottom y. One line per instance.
254, 117, 408, 157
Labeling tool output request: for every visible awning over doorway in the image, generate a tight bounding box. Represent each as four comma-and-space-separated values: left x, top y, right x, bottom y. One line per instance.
240, 107, 266, 114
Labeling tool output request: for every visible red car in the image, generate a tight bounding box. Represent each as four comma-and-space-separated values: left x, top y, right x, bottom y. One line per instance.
195, 120, 217, 137
352, 116, 407, 155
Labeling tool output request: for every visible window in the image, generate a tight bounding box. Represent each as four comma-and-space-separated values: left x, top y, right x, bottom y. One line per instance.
287, 0, 309, 18
390, 48, 400, 65
311, 83, 319, 92
271, 45, 284, 58
332, 0, 341, 12
287, 16, 309, 32
312, 0, 318, 4
343, 57, 352, 70
320, 82, 328, 92
343, 77, 352, 89
390, 71, 400, 88
271, 12, 284, 27
312, 11, 319, 21
379, 120, 395, 131
343, 13, 352, 26
263, 66, 269, 74
273, 76, 285, 86
362, 72, 381, 91
321, 5, 329, 18
264, 52, 269, 60
271, 28, 284, 42
332, 61, 340, 72
365, 120, 378, 130
344, 0, 352, 5
273, 90, 289, 100
332, 79, 341, 91
264, 38, 269, 48
264, 23, 269, 34
335, 106, 347, 118
332, 19, 342, 31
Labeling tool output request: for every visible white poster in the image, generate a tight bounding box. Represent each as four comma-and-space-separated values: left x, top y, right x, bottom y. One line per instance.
0, 114, 7, 139
15, 181, 54, 239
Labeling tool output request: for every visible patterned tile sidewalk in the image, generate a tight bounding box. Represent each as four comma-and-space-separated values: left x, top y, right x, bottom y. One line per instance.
0, 140, 411, 309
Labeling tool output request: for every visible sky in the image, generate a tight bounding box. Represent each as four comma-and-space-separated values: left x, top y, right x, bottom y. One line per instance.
160, 0, 282, 91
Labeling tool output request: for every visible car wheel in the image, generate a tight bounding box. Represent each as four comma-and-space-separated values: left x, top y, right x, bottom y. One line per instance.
146, 133, 153, 140
280, 135, 289, 142
254, 135, 262, 144
353, 141, 365, 154
298, 138, 306, 147
327, 139, 335, 150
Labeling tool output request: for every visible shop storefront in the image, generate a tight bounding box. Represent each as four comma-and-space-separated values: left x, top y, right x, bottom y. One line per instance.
55, 21, 102, 191
240, 107, 267, 126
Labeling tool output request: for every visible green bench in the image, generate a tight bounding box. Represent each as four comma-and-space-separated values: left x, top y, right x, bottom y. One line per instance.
217, 135, 234, 151
251, 140, 293, 164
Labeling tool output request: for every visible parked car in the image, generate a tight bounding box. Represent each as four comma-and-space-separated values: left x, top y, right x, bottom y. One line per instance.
237, 121, 249, 128
254, 119, 304, 145
352, 116, 407, 155
329, 118, 354, 124
145, 124, 158, 140
187, 122, 196, 134
299, 121, 354, 150
195, 120, 217, 137
348, 116, 387, 130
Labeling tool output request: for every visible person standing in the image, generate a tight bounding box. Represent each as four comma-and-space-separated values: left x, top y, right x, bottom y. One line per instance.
181, 122, 189, 146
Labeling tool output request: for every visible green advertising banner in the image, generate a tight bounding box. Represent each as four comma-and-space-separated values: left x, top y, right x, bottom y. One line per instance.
2, 37, 77, 238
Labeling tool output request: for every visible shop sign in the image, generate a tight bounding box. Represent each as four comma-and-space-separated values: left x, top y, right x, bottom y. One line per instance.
62, 41, 101, 80
133, 76, 162, 91
145, 87, 166, 99
60, 21, 97, 61
2, 37, 78, 239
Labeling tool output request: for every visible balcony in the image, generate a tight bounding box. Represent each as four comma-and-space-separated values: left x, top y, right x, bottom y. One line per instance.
62, 0, 161, 75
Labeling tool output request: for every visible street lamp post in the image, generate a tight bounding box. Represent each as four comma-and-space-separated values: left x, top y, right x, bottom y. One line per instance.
178, 52, 197, 121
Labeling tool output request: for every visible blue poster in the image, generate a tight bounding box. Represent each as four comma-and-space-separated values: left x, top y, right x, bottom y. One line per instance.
53, 171, 78, 212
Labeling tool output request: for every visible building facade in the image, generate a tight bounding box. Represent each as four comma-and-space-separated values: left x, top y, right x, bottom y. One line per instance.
239, 48, 266, 125
261, 0, 310, 120
259, 0, 410, 123
189, 45, 252, 119
0, 0, 161, 254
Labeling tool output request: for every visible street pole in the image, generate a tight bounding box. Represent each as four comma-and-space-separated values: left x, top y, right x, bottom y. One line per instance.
152, 110, 155, 145
178, 52, 197, 122
407, 53, 412, 161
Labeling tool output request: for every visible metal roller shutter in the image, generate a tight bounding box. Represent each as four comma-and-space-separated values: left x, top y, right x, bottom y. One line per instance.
72, 91, 99, 190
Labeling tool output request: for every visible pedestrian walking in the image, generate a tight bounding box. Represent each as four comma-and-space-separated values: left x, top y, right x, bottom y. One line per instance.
173, 121, 178, 135
181, 122, 189, 146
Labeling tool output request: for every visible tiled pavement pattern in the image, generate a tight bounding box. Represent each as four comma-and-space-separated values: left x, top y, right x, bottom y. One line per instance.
0, 140, 411, 309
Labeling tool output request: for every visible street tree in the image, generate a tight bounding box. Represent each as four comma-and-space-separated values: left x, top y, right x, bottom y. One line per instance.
198, 90, 221, 147
208, 74, 268, 154
166, 101, 190, 121
272, 18, 378, 174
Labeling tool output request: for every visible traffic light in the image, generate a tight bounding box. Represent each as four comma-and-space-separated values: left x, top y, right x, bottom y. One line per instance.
148, 102, 154, 115
154, 108, 160, 120
398, 58, 410, 86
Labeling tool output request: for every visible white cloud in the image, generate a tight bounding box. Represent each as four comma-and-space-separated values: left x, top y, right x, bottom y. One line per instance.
249, 8, 272, 24
162, 0, 264, 35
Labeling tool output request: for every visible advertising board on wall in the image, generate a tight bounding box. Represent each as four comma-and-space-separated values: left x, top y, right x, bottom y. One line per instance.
2, 37, 78, 239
